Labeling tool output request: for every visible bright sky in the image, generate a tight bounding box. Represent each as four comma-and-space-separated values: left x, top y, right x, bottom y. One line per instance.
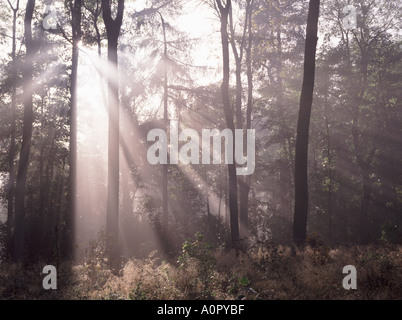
174, 1, 221, 69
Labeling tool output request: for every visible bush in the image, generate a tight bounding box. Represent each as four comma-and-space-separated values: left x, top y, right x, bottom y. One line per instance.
0, 243, 401, 300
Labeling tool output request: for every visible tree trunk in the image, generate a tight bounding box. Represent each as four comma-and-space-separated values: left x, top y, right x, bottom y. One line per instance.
159, 12, 169, 234
225, 183, 228, 228
360, 173, 371, 244
218, 186, 223, 223
122, 169, 133, 217
323, 68, 333, 244
352, 98, 375, 245
217, 0, 239, 249
276, 20, 290, 221
13, 0, 36, 263
351, 26, 374, 245
239, 0, 253, 237
94, 0, 102, 56
6, 0, 20, 258
292, 0, 320, 245
103, 0, 124, 270
68, 0, 82, 261
203, 166, 211, 224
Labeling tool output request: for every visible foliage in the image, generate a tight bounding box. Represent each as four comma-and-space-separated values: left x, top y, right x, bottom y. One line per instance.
177, 232, 216, 297
178, 232, 215, 268
0, 244, 401, 300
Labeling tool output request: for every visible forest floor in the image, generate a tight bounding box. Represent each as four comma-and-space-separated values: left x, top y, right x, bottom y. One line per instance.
1, 241, 401, 300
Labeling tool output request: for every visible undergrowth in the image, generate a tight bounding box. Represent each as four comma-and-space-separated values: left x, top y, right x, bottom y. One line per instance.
0, 233, 401, 300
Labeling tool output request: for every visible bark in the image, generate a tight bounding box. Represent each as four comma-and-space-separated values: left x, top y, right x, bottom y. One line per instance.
13, 0, 36, 263
122, 165, 133, 217
68, 0, 82, 261
352, 122, 375, 244
217, 0, 239, 248
323, 67, 333, 243
276, 19, 290, 221
359, 173, 372, 244
6, 0, 20, 258
292, 0, 320, 245
204, 166, 211, 224
352, 28, 375, 244
218, 186, 223, 223
102, 0, 124, 269
325, 109, 333, 243
239, 0, 253, 237
159, 12, 169, 234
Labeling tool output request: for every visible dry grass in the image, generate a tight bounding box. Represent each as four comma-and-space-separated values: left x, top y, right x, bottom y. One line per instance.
1, 244, 401, 300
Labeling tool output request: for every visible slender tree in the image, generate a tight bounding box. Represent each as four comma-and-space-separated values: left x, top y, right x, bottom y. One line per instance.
68, 0, 82, 260
6, 0, 20, 258
216, 0, 239, 248
102, 0, 124, 269
275, 5, 290, 222
292, 0, 320, 245
158, 11, 169, 234
239, 0, 253, 237
13, 0, 36, 262
228, 0, 248, 237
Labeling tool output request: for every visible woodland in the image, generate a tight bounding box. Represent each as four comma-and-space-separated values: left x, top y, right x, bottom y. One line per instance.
0, 0, 401, 300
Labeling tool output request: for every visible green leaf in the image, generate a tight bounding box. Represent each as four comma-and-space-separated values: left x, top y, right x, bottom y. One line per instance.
239, 276, 250, 286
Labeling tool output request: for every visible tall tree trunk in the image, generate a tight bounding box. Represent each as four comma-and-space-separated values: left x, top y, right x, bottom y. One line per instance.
13, 0, 36, 263
292, 0, 320, 245
275, 17, 290, 221
159, 12, 169, 234
352, 124, 375, 244
68, 0, 82, 261
351, 31, 374, 244
239, 0, 253, 237
325, 114, 333, 243
53, 161, 67, 268
217, 0, 239, 249
38, 95, 48, 255
6, 0, 20, 258
323, 68, 333, 243
102, 0, 124, 270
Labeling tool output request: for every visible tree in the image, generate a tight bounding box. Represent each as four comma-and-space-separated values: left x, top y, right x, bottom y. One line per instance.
102, 0, 124, 269
158, 11, 169, 234
292, 0, 320, 245
309, 0, 402, 244
228, 0, 254, 237
332, 0, 400, 243
6, 0, 20, 258
239, 0, 254, 237
68, 0, 82, 260
252, 0, 308, 242
216, 0, 239, 248
13, 0, 37, 262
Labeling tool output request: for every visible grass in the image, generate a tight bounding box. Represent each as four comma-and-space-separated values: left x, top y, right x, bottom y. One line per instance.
0, 241, 401, 300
